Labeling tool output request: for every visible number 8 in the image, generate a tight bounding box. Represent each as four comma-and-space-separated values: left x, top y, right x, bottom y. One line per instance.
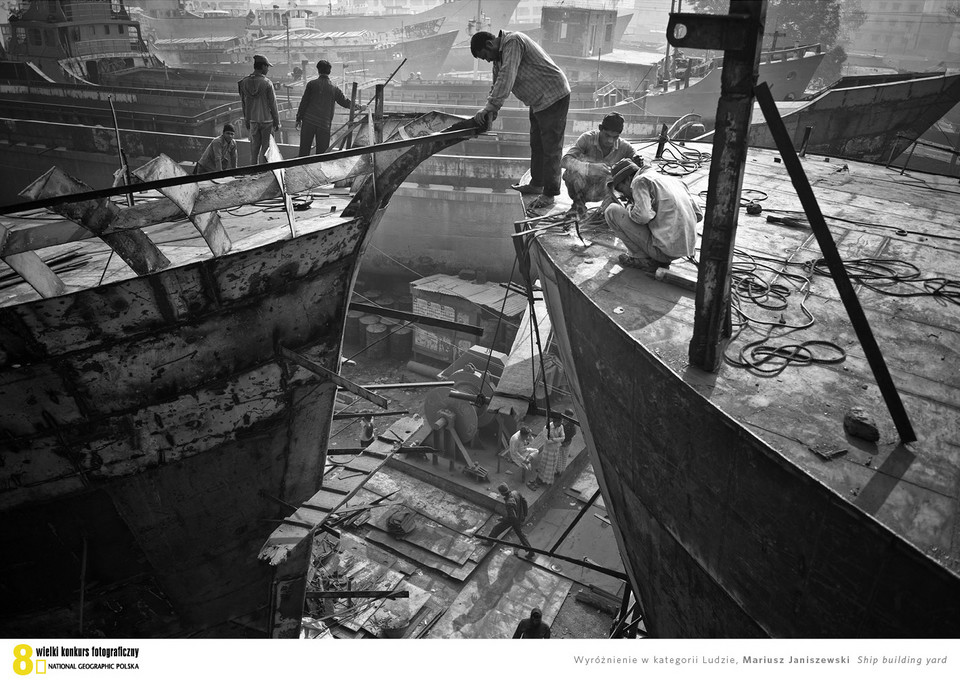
13, 644, 33, 676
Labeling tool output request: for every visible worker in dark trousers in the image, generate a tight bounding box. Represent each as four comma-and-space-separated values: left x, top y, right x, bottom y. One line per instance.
513, 607, 551, 638
470, 29, 570, 213
295, 59, 357, 156
483, 482, 534, 559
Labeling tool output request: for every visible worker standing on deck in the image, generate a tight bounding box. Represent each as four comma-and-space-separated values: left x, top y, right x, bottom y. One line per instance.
470, 29, 571, 213
295, 60, 358, 157
239, 54, 280, 165
483, 483, 535, 560
604, 157, 703, 272
532, 415, 564, 489
360, 414, 375, 449
556, 408, 577, 474
194, 124, 238, 175
561, 113, 636, 218
513, 607, 551, 638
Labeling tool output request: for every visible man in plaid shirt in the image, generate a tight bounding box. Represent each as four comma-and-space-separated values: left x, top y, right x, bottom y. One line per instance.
471, 30, 571, 212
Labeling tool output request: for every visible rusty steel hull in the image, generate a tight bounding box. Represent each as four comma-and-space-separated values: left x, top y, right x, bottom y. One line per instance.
528, 238, 960, 638
0, 113, 468, 636
744, 73, 960, 163
0, 222, 362, 636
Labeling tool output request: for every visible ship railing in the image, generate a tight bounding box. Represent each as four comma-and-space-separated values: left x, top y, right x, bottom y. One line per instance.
0, 123, 479, 300
70, 38, 145, 58
706, 42, 821, 70
62, 2, 130, 23
759, 42, 821, 63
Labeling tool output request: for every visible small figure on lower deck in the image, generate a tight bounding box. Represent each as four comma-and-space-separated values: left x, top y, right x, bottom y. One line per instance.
360, 414, 375, 449
513, 607, 551, 638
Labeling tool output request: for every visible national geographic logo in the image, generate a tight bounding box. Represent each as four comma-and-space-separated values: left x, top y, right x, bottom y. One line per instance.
13, 644, 141, 673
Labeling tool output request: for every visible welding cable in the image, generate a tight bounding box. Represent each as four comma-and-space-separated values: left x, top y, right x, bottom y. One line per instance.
723, 249, 845, 374
806, 256, 960, 306
770, 206, 960, 242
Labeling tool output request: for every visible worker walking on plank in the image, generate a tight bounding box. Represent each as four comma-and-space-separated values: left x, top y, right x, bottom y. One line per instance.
483, 483, 534, 560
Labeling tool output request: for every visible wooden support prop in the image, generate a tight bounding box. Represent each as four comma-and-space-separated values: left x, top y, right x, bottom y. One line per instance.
352, 381, 454, 390
333, 409, 409, 420
349, 302, 484, 336
678, 0, 767, 371
0, 223, 65, 297
374, 84, 385, 144
305, 589, 408, 600
266, 137, 297, 238
279, 346, 388, 408
342, 82, 358, 150
18, 167, 170, 275
753, 82, 916, 442
483, 534, 627, 580
133, 155, 232, 256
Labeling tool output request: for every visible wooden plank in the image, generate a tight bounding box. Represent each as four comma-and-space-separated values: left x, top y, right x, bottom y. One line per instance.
279, 346, 387, 408
18, 167, 170, 275
322, 468, 369, 494
266, 138, 297, 238
260, 416, 425, 566
133, 155, 232, 256
363, 526, 482, 582
342, 455, 382, 473
301, 489, 349, 512
0, 224, 65, 297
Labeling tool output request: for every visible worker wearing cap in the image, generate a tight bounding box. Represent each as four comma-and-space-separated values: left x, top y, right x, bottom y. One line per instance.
238, 54, 280, 165
604, 157, 703, 271
470, 29, 570, 213
195, 123, 238, 175
561, 112, 637, 218
296, 59, 360, 157
482, 482, 534, 560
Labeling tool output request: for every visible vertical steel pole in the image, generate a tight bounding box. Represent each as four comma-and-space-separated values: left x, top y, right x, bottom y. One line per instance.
685, 0, 767, 371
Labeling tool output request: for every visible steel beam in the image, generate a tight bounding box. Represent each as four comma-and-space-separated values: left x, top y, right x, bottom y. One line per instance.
753, 82, 916, 443
685, 0, 768, 371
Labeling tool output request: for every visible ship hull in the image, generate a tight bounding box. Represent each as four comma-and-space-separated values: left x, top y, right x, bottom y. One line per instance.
742, 72, 960, 164
528, 233, 960, 638
0, 111, 470, 636
634, 52, 825, 127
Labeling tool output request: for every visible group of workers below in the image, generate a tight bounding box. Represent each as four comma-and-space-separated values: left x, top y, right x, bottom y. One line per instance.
505, 409, 576, 491
201, 28, 702, 272
468, 29, 703, 272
